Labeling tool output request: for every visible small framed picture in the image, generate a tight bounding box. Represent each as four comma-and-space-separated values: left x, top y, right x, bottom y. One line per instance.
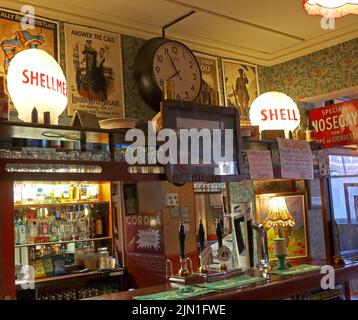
123, 183, 138, 215
222, 58, 259, 125
194, 52, 222, 106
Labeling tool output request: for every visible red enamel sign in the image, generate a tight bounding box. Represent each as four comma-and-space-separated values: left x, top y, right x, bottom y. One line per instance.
309, 100, 358, 148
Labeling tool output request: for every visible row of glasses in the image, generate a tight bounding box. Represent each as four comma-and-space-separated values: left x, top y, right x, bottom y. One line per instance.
0, 148, 111, 162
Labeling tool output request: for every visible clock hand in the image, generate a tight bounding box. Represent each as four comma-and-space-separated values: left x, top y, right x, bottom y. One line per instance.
168, 54, 178, 72
167, 70, 182, 80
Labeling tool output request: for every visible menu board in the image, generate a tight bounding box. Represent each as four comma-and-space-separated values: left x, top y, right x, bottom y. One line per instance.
247, 150, 274, 180
277, 138, 314, 180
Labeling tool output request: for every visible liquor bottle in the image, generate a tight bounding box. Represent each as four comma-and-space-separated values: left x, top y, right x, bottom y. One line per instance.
305, 116, 315, 142
80, 184, 89, 201
17, 217, 27, 244
61, 184, 70, 202
93, 209, 103, 238
294, 122, 306, 140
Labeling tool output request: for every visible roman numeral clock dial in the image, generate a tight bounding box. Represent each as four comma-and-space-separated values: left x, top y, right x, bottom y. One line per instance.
134, 37, 202, 112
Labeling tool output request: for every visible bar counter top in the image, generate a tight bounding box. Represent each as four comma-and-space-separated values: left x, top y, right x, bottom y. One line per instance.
85, 260, 358, 300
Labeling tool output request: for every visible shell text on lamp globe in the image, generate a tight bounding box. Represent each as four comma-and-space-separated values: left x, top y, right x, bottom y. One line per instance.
6, 48, 68, 125
249, 91, 300, 137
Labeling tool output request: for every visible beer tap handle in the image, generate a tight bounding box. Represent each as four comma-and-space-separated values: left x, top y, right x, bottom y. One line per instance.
216, 219, 223, 249
198, 219, 205, 253
179, 222, 186, 259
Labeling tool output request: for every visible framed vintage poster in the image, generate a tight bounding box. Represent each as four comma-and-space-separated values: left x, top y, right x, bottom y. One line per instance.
194, 52, 222, 106
123, 183, 139, 216
64, 23, 124, 118
0, 8, 59, 110
222, 58, 259, 124
255, 192, 309, 260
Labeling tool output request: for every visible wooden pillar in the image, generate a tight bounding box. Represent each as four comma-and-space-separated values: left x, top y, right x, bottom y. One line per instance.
0, 181, 15, 299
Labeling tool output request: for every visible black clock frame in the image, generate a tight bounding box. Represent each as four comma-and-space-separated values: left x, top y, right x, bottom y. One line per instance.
133, 37, 202, 112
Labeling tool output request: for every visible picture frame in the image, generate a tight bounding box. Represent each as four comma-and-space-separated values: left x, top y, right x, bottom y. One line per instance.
123, 183, 139, 216
344, 183, 358, 224
194, 52, 222, 106
255, 192, 309, 260
64, 23, 125, 118
222, 58, 260, 125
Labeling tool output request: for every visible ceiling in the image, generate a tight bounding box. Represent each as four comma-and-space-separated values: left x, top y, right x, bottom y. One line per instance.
4, 0, 358, 66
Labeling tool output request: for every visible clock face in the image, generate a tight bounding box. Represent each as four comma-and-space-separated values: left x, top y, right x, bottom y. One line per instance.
152, 40, 201, 101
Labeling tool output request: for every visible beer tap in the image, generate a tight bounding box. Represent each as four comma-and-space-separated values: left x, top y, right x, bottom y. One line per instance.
216, 218, 227, 270
178, 221, 190, 277
252, 224, 271, 270
198, 219, 208, 273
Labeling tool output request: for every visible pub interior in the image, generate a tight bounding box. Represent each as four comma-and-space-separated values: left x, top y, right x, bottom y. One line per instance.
0, 0, 357, 301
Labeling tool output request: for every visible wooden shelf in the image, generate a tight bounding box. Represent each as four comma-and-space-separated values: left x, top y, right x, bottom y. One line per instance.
14, 200, 109, 208
16, 269, 124, 290
0, 120, 127, 144
15, 236, 112, 248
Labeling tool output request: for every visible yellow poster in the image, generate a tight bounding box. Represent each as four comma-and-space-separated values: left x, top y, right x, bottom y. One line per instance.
64, 24, 124, 118
0, 8, 58, 74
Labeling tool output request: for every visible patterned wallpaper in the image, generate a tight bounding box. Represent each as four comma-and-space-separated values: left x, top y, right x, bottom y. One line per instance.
257, 38, 358, 105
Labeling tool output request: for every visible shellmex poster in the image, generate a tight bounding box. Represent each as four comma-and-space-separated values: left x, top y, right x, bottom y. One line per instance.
64, 24, 124, 118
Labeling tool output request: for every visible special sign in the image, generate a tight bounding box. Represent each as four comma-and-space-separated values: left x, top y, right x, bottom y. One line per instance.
309, 100, 358, 148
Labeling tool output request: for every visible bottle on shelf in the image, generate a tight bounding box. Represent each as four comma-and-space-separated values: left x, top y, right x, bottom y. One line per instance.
93, 209, 103, 238
305, 115, 316, 142
80, 184, 89, 201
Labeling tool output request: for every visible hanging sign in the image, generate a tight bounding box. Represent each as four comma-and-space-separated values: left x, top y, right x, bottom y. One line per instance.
247, 150, 274, 180
249, 91, 300, 136
309, 100, 358, 148
277, 138, 314, 180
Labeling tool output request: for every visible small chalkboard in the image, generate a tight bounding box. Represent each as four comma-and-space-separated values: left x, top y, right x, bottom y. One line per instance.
70, 110, 100, 129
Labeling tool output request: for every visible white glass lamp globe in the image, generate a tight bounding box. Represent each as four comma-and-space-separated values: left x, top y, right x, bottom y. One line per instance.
249, 91, 300, 137
6, 48, 68, 124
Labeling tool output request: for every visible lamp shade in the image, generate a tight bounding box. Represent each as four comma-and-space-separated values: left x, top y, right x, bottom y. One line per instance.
6, 48, 67, 124
249, 91, 300, 136
262, 197, 296, 229
302, 0, 358, 17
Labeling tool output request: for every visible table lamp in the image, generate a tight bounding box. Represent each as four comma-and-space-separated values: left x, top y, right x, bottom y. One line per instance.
262, 197, 295, 270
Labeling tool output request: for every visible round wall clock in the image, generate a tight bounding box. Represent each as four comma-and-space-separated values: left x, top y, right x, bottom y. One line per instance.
134, 37, 202, 111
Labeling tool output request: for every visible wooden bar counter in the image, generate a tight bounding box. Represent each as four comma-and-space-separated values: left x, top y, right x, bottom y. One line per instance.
86, 260, 358, 300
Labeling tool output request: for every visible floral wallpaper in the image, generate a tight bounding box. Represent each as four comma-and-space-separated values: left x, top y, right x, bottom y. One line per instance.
257, 38, 358, 105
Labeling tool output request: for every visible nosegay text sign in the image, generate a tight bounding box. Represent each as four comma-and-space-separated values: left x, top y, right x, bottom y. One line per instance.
309, 100, 358, 148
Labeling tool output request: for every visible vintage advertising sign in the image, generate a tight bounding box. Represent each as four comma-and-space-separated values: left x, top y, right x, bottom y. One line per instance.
247, 149, 274, 180
309, 100, 358, 148
0, 8, 58, 111
64, 24, 124, 118
250, 91, 300, 136
0, 8, 58, 73
125, 211, 163, 254
194, 52, 222, 105
277, 138, 314, 180
6, 49, 67, 124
